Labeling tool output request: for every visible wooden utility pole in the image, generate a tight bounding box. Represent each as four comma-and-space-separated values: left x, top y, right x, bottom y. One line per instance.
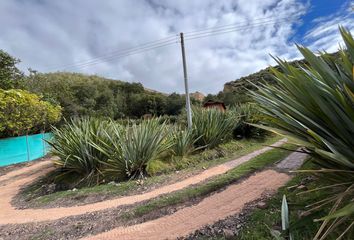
180, 32, 192, 129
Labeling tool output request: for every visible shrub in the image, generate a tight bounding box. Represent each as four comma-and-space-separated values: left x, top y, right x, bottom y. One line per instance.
192, 107, 239, 149
49, 118, 115, 186
251, 27, 354, 238
230, 103, 267, 139
105, 118, 173, 179
170, 126, 201, 157
0, 89, 61, 138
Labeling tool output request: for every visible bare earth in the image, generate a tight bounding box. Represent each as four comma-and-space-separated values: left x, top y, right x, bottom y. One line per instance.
83, 170, 290, 240
0, 139, 286, 225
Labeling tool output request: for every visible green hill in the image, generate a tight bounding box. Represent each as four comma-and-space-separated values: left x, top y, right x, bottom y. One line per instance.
25, 72, 186, 120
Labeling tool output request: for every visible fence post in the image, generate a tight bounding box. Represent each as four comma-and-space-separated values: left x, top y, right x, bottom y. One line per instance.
42, 131, 46, 156
25, 134, 30, 161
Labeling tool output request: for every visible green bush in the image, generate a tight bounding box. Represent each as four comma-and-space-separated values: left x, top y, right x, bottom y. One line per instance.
49, 118, 115, 186
170, 126, 201, 157
230, 103, 268, 139
192, 107, 239, 149
251, 27, 354, 239
119, 119, 173, 179
0, 89, 61, 138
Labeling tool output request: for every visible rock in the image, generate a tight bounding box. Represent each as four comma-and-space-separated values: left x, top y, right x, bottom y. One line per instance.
257, 201, 268, 209
72, 188, 78, 192
223, 229, 234, 239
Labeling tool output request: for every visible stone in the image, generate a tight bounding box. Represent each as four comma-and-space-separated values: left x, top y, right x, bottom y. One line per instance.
223, 229, 234, 239
257, 201, 268, 209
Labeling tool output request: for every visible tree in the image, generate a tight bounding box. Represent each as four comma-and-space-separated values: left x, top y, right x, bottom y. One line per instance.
0, 89, 62, 137
0, 50, 24, 89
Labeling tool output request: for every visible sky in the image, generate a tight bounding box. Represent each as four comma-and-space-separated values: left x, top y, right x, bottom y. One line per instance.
0, 0, 353, 94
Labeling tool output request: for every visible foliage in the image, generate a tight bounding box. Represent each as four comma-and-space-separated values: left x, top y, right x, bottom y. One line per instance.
251, 27, 354, 239
49, 118, 113, 186
0, 89, 61, 138
0, 50, 24, 89
50, 118, 173, 186
230, 103, 267, 139
192, 107, 239, 149
118, 119, 173, 178
170, 126, 201, 157
24, 72, 185, 120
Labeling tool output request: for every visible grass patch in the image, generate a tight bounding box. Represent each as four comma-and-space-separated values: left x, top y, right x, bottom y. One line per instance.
122, 143, 296, 220
23, 136, 281, 206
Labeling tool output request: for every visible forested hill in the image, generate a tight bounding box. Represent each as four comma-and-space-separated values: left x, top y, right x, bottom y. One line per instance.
25, 72, 188, 120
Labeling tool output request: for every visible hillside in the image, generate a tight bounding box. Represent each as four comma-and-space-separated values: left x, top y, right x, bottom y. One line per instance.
222, 52, 339, 95
25, 72, 186, 120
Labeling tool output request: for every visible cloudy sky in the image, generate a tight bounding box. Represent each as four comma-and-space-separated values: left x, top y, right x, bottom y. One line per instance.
0, 0, 353, 94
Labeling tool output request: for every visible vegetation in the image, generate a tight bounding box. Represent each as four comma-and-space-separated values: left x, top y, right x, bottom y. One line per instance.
170, 126, 201, 157
0, 89, 61, 138
192, 107, 239, 149
0, 50, 24, 90
231, 103, 267, 139
22, 136, 281, 206
251, 27, 354, 239
106, 119, 173, 179
24, 71, 191, 121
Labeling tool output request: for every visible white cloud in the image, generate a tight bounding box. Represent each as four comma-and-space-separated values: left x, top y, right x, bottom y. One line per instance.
0, 0, 346, 94
304, 2, 354, 53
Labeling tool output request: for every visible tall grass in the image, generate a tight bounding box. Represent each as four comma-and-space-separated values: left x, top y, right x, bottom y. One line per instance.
251, 27, 354, 239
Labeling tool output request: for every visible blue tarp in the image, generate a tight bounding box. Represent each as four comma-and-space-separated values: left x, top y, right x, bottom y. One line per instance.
0, 133, 52, 167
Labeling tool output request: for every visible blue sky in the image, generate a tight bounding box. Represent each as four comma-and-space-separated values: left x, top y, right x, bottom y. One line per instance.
0, 0, 352, 94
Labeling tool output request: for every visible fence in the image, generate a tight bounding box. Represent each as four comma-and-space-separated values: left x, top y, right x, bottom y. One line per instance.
0, 133, 53, 167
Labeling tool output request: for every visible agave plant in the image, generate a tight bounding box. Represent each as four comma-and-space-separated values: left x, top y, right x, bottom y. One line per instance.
251, 27, 354, 239
170, 126, 202, 157
192, 107, 239, 149
106, 118, 173, 179
48, 118, 114, 186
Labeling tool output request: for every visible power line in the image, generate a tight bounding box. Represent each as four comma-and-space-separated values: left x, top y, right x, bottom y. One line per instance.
63, 40, 177, 71
45, 35, 178, 71
184, 18, 298, 41
45, 4, 344, 71
52, 18, 297, 71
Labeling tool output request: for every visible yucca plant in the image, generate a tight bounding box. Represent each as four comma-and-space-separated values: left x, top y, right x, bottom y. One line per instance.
192, 107, 239, 149
49, 118, 114, 186
230, 103, 267, 138
170, 126, 202, 157
251, 27, 354, 239
107, 118, 173, 179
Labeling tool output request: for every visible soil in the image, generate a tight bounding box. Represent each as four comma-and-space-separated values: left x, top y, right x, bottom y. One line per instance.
12, 166, 205, 209
0, 139, 305, 240
0, 171, 287, 240
0, 156, 52, 178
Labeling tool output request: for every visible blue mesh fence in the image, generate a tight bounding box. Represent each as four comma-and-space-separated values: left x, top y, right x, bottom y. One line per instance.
0, 133, 53, 167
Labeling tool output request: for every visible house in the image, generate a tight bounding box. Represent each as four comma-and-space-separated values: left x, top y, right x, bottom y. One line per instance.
203, 100, 226, 111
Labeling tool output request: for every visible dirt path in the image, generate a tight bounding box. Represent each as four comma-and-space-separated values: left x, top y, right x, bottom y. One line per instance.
82, 150, 307, 240
83, 170, 290, 240
0, 139, 286, 225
